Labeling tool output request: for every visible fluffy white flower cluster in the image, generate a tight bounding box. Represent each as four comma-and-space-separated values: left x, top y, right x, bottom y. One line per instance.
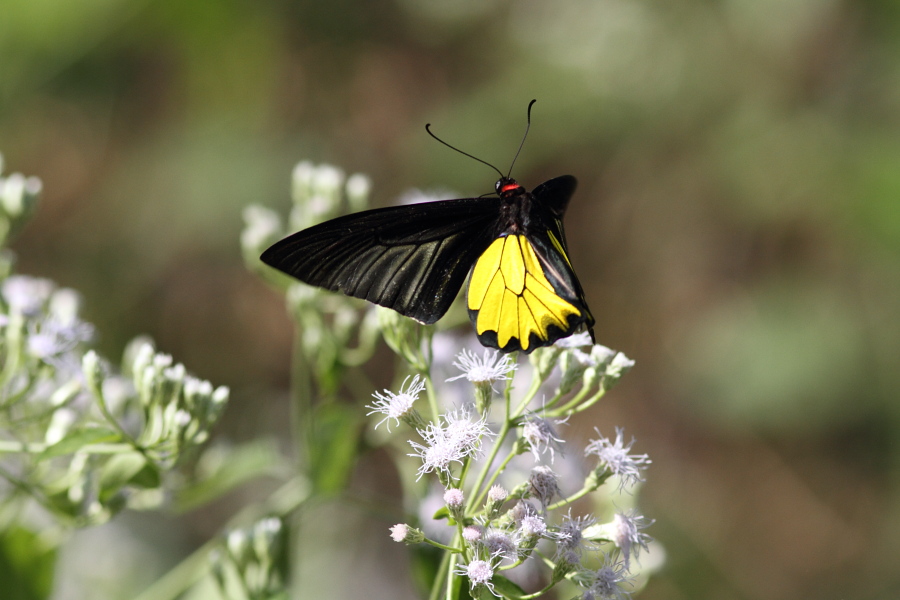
376, 339, 657, 599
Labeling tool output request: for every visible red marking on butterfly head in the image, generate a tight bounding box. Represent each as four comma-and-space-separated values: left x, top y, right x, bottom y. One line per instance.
496, 177, 524, 198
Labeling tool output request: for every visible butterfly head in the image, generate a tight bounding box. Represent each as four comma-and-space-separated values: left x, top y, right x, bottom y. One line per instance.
496, 177, 525, 199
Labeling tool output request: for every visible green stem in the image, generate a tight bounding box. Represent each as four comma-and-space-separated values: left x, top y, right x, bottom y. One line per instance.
0, 463, 62, 521
91, 385, 131, 441
547, 484, 592, 511
133, 476, 310, 600
497, 558, 525, 571
541, 388, 567, 411
291, 325, 313, 466
429, 549, 451, 600
465, 420, 510, 514
425, 537, 462, 553
446, 551, 458, 600
133, 534, 217, 600
471, 447, 517, 510
0, 440, 134, 454
517, 582, 556, 600
466, 370, 522, 514
457, 454, 473, 490
548, 386, 605, 418
424, 375, 440, 423
0, 313, 24, 391
454, 520, 471, 563
512, 367, 543, 418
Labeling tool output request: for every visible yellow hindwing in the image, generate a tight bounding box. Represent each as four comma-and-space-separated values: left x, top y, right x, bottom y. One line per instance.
467, 235, 581, 351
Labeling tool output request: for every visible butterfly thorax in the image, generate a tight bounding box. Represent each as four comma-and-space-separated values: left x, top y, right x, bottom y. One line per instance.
495, 177, 539, 236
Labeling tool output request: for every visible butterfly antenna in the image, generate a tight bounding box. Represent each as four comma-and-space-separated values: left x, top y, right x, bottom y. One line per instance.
507, 99, 536, 177
425, 123, 504, 178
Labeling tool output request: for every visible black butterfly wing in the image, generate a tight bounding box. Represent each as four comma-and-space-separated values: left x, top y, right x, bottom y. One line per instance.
261, 197, 501, 324
532, 175, 577, 218
530, 175, 596, 340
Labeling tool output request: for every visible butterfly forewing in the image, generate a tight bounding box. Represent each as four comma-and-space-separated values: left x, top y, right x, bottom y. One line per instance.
261, 197, 500, 324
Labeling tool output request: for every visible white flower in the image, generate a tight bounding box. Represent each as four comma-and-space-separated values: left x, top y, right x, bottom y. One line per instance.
447, 349, 516, 384
521, 412, 567, 462
606, 352, 635, 379
443, 407, 494, 454
2, 275, 55, 316
408, 408, 492, 480
344, 173, 371, 211
241, 205, 281, 254
481, 528, 517, 562
508, 500, 539, 526
518, 514, 547, 540
27, 317, 94, 372
554, 331, 593, 349
556, 511, 597, 557
456, 559, 498, 597
366, 375, 426, 431
584, 428, 651, 491
463, 525, 483, 544
577, 344, 617, 368
397, 188, 457, 206
389, 523, 407, 542
581, 555, 633, 600
444, 488, 465, 511
528, 465, 561, 510
609, 510, 652, 568
487, 485, 508, 503
389, 523, 424, 544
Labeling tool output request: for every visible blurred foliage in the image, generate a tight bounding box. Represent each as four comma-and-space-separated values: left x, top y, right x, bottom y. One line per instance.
2, 0, 900, 598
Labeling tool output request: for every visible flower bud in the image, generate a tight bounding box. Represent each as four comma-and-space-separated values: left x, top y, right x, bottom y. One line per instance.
48, 288, 82, 325
291, 163, 345, 229
345, 173, 372, 213
251, 517, 283, 563
462, 525, 482, 545
528, 465, 560, 509
444, 488, 465, 521
529, 344, 563, 380
241, 205, 281, 262
551, 549, 580, 582
290, 161, 315, 205
0, 172, 42, 218
82, 350, 105, 398
378, 307, 429, 370
226, 528, 252, 569
557, 349, 587, 395
603, 352, 635, 389
389, 523, 425, 544
44, 408, 77, 446
582, 344, 617, 389
485, 485, 508, 519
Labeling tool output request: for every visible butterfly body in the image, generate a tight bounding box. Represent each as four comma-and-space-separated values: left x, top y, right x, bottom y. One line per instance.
261, 174, 594, 353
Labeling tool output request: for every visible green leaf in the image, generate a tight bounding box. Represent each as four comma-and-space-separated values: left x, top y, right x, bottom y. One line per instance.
492, 575, 526, 598
175, 439, 288, 512
449, 572, 474, 600
409, 545, 443, 598
0, 526, 57, 600
308, 404, 361, 494
432, 506, 450, 520
98, 451, 161, 502
38, 427, 119, 459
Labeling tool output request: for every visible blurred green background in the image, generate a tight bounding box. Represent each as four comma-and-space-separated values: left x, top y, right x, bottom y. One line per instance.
3, 0, 900, 598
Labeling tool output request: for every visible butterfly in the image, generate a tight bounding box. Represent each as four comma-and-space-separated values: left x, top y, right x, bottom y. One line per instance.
261, 102, 595, 353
